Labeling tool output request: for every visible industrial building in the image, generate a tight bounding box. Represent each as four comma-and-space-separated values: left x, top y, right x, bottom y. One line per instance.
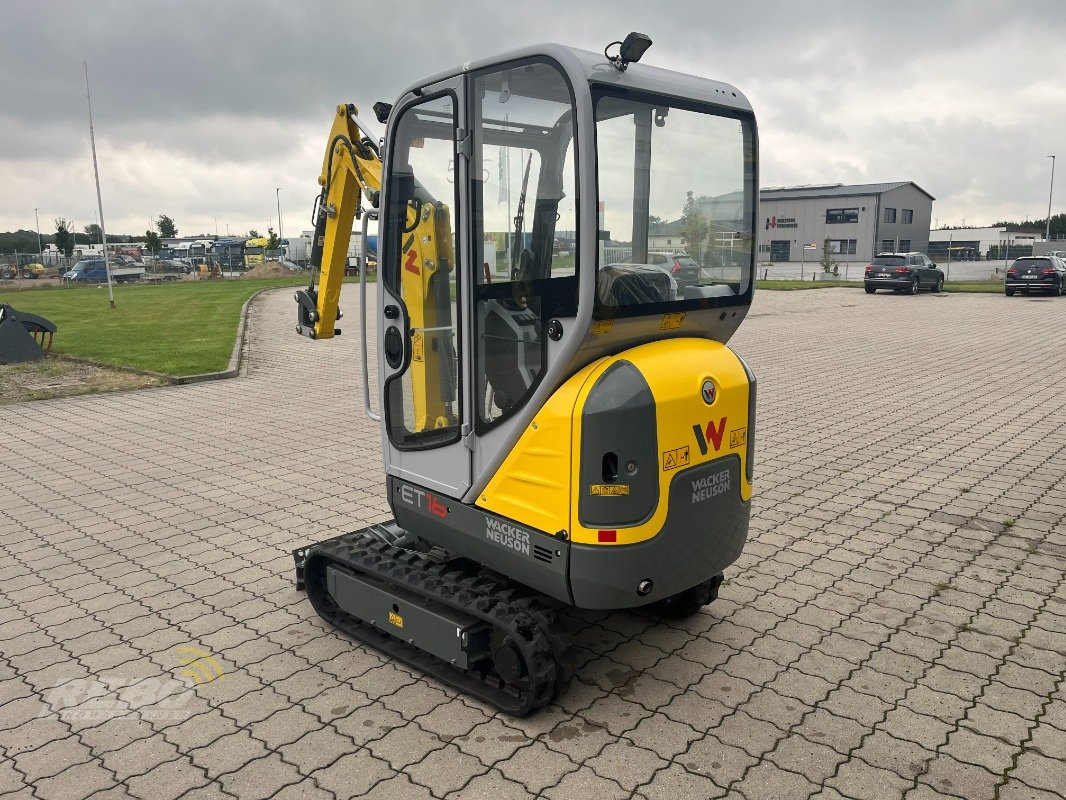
757, 181, 935, 266
927, 226, 1045, 262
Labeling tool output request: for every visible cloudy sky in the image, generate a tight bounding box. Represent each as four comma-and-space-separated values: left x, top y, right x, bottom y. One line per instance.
2, 0, 1063, 238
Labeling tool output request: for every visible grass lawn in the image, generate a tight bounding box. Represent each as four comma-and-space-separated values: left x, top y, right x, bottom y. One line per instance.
0, 278, 308, 375
2, 272, 1007, 379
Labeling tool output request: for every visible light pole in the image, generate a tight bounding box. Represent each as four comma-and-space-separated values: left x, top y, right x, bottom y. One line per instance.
84, 60, 116, 308
275, 187, 284, 246
1046, 155, 1056, 243
34, 208, 42, 257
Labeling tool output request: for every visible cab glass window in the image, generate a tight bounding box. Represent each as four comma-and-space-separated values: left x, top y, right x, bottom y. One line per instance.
383, 93, 462, 450
594, 91, 755, 316
471, 60, 577, 430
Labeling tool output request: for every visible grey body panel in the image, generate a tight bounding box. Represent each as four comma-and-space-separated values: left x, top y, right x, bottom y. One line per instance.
378, 74, 473, 499
387, 476, 572, 605
578, 362, 659, 527
569, 455, 749, 610
325, 565, 487, 669
387, 447, 748, 611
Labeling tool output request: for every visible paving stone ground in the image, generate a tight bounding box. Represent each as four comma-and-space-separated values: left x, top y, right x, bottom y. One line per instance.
1, 287, 1064, 800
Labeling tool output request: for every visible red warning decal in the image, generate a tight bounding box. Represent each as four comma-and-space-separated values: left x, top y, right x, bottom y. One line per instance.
404, 250, 419, 275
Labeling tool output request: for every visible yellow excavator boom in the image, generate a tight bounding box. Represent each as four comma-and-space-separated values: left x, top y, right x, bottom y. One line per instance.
298, 104, 383, 341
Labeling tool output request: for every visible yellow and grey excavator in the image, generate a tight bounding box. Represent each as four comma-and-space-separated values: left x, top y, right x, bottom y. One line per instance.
293, 34, 758, 715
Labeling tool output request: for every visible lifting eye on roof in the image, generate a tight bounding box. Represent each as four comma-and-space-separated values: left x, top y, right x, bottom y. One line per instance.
605, 32, 653, 72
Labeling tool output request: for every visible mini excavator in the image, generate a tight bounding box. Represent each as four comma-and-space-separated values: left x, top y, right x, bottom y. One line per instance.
293, 34, 758, 715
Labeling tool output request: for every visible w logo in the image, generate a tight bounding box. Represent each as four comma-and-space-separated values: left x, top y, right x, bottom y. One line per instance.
175, 646, 226, 685
692, 417, 727, 456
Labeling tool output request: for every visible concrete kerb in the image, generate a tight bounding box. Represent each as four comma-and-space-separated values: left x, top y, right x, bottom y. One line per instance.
53, 287, 269, 385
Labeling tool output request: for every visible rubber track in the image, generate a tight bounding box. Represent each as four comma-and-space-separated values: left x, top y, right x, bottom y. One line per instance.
299, 529, 573, 716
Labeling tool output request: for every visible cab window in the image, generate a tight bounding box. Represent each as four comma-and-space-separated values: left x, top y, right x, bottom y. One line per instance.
594, 90, 756, 316
470, 60, 578, 430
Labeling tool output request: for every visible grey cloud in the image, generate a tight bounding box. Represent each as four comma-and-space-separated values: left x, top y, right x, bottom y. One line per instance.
1, 0, 1063, 234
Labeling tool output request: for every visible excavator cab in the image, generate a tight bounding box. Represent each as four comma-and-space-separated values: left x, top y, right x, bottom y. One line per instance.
295, 37, 758, 714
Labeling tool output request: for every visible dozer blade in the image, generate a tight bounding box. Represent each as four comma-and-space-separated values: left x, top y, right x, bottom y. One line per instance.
294, 526, 572, 716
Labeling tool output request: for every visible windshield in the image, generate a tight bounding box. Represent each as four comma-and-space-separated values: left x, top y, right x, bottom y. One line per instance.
871, 256, 905, 266
1012, 259, 1051, 269
594, 91, 755, 315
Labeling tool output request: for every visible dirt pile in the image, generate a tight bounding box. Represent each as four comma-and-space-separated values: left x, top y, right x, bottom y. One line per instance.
243, 261, 292, 279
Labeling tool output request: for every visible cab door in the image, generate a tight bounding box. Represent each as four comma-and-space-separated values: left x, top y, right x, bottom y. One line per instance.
378, 79, 473, 499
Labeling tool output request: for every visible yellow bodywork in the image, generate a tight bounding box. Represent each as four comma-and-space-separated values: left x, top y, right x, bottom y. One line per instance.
477, 337, 753, 545
399, 202, 458, 430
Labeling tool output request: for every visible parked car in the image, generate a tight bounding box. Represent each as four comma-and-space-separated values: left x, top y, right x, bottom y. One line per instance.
864, 252, 945, 294
159, 258, 193, 274
1004, 256, 1066, 297
63, 258, 145, 284
618, 251, 700, 294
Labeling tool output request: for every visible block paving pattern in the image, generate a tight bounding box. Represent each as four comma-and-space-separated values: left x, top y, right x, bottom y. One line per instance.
1, 287, 1064, 799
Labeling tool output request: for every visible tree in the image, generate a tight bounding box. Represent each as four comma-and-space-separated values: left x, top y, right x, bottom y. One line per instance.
0, 229, 50, 253
85, 223, 102, 243
156, 214, 177, 238
54, 218, 73, 257
677, 191, 709, 260
820, 237, 838, 274
266, 227, 280, 251
992, 213, 1066, 239
144, 230, 162, 254
248, 229, 260, 239
648, 214, 666, 234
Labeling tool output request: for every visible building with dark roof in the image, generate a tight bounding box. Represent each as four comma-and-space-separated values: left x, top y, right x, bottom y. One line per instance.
756, 181, 935, 265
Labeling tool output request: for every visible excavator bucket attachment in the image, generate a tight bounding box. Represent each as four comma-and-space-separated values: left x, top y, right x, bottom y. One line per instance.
0, 304, 56, 364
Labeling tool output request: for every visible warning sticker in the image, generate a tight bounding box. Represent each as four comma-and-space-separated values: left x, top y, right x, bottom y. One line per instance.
590, 484, 630, 496
729, 427, 747, 448
387, 611, 404, 628
662, 446, 691, 471
592, 320, 614, 335
660, 312, 686, 330
411, 331, 424, 362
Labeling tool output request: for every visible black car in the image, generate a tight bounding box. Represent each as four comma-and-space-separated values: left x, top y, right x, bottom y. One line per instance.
1004, 256, 1066, 297
864, 252, 945, 294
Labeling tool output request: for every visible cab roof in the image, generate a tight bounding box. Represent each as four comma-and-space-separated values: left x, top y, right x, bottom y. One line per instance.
399, 42, 754, 116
